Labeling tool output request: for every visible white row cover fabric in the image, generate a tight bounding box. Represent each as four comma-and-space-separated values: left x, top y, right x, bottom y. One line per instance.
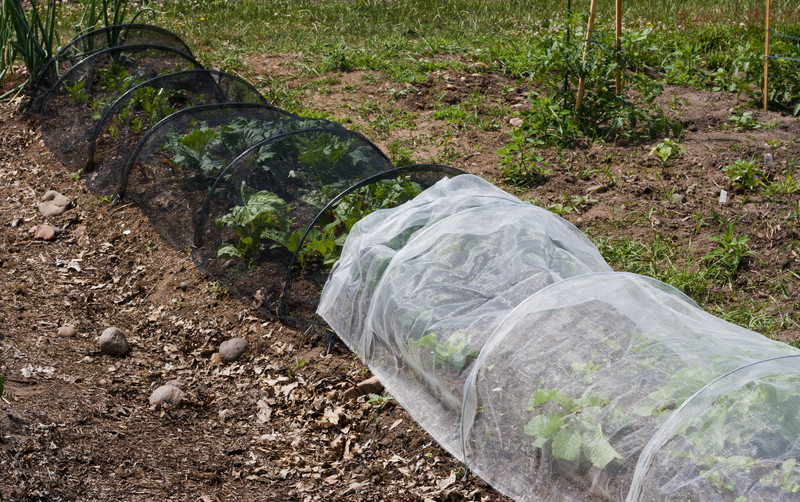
318, 174, 800, 501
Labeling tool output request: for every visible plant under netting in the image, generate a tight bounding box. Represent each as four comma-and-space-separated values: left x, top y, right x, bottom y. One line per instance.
38, 44, 201, 169
86, 70, 266, 194
28, 24, 192, 111
318, 174, 800, 502
192, 127, 462, 323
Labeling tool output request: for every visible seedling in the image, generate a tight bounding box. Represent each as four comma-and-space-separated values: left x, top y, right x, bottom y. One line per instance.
366, 393, 394, 409
726, 110, 760, 131
525, 386, 622, 469
724, 159, 765, 192
650, 138, 685, 165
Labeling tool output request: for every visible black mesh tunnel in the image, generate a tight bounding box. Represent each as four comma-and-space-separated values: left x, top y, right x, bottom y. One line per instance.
38, 44, 202, 171
116, 103, 308, 249
193, 127, 395, 321
85, 70, 267, 195
27, 24, 193, 113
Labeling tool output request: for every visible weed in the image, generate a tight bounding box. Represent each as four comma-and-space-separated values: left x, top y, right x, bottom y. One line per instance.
387, 139, 415, 166
366, 393, 394, 409
203, 282, 228, 297
498, 131, 549, 188
726, 110, 760, 131
724, 159, 765, 192
704, 225, 753, 282
287, 357, 305, 379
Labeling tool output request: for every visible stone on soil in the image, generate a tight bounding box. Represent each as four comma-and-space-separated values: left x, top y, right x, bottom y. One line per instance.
38, 191, 72, 217
57, 325, 76, 337
98, 327, 129, 356
149, 384, 184, 408
219, 337, 248, 362
33, 224, 62, 241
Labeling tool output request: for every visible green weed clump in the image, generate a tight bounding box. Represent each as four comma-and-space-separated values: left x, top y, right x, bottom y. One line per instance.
725, 159, 766, 192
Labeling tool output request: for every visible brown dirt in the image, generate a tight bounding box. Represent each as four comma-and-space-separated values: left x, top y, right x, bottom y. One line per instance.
2, 53, 799, 502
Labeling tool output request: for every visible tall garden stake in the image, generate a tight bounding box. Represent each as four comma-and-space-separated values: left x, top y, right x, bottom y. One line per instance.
616, 0, 622, 94
764, 0, 771, 111
574, 0, 598, 115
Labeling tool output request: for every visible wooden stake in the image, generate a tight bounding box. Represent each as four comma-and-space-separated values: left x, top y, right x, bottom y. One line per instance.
575, 0, 599, 114
616, 0, 622, 94
764, 0, 771, 112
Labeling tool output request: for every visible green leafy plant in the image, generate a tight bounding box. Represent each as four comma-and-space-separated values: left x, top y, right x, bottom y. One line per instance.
498, 131, 550, 188
505, 16, 680, 148
726, 110, 760, 131
409, 331, 478, 372
2, 0, 59, 98
650, 137, 685, 165
216, 176, 422, 272
525, 386, 622, 469
704, 225, 753, 281
215, 182, 293, 265
725, 159, 765, 192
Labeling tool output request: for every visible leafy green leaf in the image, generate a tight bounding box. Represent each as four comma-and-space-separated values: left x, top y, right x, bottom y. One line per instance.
552, 429, 582, 462
529, 389, 559, 409
217, 244, 243, 260
582, 422, 622, 469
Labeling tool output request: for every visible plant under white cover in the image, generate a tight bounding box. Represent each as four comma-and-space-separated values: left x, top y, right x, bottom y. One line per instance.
319, 174, 800, 502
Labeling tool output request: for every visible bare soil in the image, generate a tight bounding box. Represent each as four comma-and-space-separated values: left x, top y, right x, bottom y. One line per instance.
2, 54, 799, 501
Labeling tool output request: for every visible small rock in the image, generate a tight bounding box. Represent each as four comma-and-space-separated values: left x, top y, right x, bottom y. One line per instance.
219, 337, 248, 363
57, 325, 76, 337
672, 193, 685, 204
98, 327, 129, 356
210, 353, 223, 365
38, 191, 72, 217
178, 281, 188, 291
33, 224, 62, 241
509, 117, 524, 128
149, 384, 184, 408
686, 183, 697, 195
11, 218, 22, 228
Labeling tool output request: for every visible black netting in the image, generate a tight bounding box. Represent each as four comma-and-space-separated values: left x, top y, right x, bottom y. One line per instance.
86, 70, 266, 195
193, 127, 397, 322
118, 103, 305, 249
28, 24, 192, 113
281, 164, 465, 323
39, 44, 202, 170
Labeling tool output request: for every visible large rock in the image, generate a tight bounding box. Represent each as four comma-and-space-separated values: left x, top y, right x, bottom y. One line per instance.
149, 384, 184, 408
219, 337, 248, 363
98, 327, 129, 356
38, 191, 72, 217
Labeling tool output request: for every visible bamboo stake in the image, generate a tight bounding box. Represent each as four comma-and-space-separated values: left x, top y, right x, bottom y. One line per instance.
764, 0, 771, 112
575, 0, 599, 114
616, 0, 622, 94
